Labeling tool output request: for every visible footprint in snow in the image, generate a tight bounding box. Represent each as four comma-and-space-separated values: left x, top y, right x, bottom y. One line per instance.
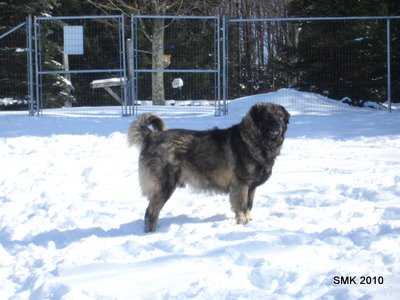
382, 207, 400, 220
249, 262, 297, 292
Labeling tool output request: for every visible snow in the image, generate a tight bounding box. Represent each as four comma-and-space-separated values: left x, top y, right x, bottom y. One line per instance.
91, 77, 126, 88
55, 76, 73, 88
0, 97, 28, 106
1, 89, 400, 299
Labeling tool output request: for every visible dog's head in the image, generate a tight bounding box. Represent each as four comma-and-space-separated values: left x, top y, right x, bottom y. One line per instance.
250, 103, 290, 139
241, 103, 290, 149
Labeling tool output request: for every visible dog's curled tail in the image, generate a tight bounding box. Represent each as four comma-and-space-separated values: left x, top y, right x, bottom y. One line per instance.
127, 113, 165, 147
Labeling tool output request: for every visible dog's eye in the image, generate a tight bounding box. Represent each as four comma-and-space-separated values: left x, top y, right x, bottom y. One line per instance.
271, 128, 281, 137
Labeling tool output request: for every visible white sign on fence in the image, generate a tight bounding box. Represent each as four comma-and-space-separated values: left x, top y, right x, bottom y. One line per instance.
63, 26, 84, 55
172, 78, 184, 89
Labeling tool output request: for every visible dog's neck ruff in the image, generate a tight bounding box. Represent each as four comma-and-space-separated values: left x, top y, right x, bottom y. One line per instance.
238, 115, 283, 165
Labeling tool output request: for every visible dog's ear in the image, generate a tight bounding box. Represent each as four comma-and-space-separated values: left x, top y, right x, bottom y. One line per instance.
279, 105, 290, 124
249, 104, 265, 125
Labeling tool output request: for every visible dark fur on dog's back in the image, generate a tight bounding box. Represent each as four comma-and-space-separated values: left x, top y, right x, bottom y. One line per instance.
128, 103, 290, 232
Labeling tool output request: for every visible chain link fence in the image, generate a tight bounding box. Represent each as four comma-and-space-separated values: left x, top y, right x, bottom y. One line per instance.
1, 15, 399, 117
0, 21, 29, 112
130, 16, 223, 116
228, 17, 398, 112
390, 19, 400, 106
33, 15, 128, 116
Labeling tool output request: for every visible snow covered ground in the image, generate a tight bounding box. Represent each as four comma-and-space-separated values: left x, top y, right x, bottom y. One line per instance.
1, 89, 400, 299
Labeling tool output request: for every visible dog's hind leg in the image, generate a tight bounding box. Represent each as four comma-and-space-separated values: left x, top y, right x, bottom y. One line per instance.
144, 194, 167, 233
229, 183, 249, 225
144, 165, 179, 233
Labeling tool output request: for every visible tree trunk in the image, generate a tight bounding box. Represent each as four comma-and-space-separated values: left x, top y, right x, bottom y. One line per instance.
152, 18, 165, 105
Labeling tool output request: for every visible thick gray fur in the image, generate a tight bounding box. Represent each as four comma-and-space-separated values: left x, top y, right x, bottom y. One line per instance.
128, 103, 290, 232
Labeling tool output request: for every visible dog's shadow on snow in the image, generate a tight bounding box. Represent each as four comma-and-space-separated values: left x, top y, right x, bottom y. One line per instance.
3, 214, 227, 250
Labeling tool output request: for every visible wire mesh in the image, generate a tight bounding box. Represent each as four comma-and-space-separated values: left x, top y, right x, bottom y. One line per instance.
0, 23, 28, 112
37, 16, 122, 71
135, 72, 216, 101
35, 16, 126, 116
228, 19, 389, 112
39, 72, 125, 116
391, 19, 400, 106
2, 16, 398, 117
134, 17, 217, 70
132, 16, 220, 115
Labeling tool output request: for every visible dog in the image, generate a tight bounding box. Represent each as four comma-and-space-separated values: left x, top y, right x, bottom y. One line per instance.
128, 103, 290, 232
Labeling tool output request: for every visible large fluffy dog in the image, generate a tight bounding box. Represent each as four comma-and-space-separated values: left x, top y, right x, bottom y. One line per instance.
128, 103, 290, 232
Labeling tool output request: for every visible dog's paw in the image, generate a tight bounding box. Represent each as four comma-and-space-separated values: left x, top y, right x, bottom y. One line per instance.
235, 212, 249, 225
245, 211, 253, 222
144, 219, 157, 233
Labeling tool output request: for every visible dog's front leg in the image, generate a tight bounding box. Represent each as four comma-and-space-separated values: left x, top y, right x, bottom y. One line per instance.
246, 186, 256, 222
229, 183, 249, 225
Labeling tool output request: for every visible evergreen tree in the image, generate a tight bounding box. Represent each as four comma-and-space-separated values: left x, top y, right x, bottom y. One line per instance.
288, 0, 400, 103
0, 0, 61, 109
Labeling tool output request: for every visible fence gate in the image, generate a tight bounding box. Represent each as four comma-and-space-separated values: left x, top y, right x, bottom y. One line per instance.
33, 15, 129, 116
0, 17, 34, 114
130, 15, 226, 116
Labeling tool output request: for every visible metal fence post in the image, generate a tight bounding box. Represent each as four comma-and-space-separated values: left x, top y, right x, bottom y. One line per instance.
222, 15, 228, 115
213, 17, 218, 115
216, 15, 227, 116
131, 15, 138, 115
26, 15, 33, 115
216, 16, 221, 116
33, 17, 40, 115
386, 18, 392, 112
135, 17, 139, 115
121, 15, 129, 116
118, 15, 123, 116
127, 37, 133, 115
